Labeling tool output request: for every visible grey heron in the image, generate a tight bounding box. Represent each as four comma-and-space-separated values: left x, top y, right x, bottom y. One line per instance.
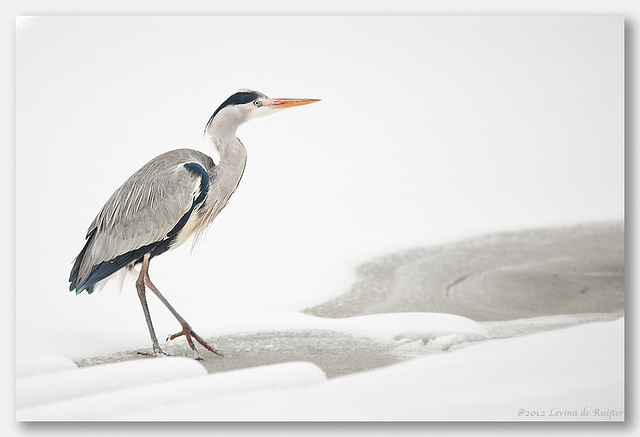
69, 90, 319, 358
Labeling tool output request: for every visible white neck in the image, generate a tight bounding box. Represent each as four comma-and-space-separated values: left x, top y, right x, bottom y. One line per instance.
205, 105, 250, 162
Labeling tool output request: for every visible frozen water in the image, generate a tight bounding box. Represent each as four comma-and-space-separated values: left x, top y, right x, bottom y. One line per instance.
308, 223, 624, 321
72, 311, 489, 377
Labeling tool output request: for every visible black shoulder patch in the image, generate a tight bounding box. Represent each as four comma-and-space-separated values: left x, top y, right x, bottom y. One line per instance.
183, 162, 209, 206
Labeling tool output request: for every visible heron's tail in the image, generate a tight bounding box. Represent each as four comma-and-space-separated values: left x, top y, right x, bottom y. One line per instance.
69, 228, 97, 295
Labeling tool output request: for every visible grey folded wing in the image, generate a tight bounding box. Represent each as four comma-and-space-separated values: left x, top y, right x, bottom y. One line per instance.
69, 153, 211, 294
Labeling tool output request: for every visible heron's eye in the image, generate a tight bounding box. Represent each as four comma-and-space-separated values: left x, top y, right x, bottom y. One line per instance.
253, 100, 261, 107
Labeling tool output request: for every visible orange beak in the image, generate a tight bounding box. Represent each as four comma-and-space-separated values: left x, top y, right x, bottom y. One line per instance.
266, 98, 321, 108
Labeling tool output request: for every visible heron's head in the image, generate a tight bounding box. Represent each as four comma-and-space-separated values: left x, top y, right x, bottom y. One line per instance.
205, 89, 320, 135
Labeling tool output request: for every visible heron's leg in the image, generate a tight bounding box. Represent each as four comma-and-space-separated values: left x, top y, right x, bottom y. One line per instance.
143, 271, 223, 358
136, 254, 165, 356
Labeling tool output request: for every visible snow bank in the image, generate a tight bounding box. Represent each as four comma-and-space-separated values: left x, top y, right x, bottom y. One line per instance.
16, 356, 205, 410
15, 316, 623, 421
18, 361, 326, 421
103, 318, 623, 421
328, 312, 488, 348
199, 310, 489, 349
16, 356, 78, 378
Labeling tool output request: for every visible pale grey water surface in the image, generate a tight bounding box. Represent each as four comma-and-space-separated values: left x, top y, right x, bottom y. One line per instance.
76, 222, 624, 377
307, 222, 624, 321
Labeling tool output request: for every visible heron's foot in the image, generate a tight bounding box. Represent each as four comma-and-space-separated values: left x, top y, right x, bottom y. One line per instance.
167, 324, 223, 358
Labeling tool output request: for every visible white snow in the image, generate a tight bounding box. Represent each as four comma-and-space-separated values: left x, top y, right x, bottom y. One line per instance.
16, 356, 205, 410
15, 317, 624, 421
15, 356, 77, 378
330, 312, 489, 346
17, 361, 326, 421
212, 310, 490, 344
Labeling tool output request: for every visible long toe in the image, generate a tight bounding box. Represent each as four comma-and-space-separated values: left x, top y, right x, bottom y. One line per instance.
192, 331, 223, 357
167, 326, 223, 357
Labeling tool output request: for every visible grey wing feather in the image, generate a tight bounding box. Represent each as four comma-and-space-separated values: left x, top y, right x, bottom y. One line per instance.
75, 149, 213, 287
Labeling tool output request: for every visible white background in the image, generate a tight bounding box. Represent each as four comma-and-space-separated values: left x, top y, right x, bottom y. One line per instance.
2, 1, 636, 436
